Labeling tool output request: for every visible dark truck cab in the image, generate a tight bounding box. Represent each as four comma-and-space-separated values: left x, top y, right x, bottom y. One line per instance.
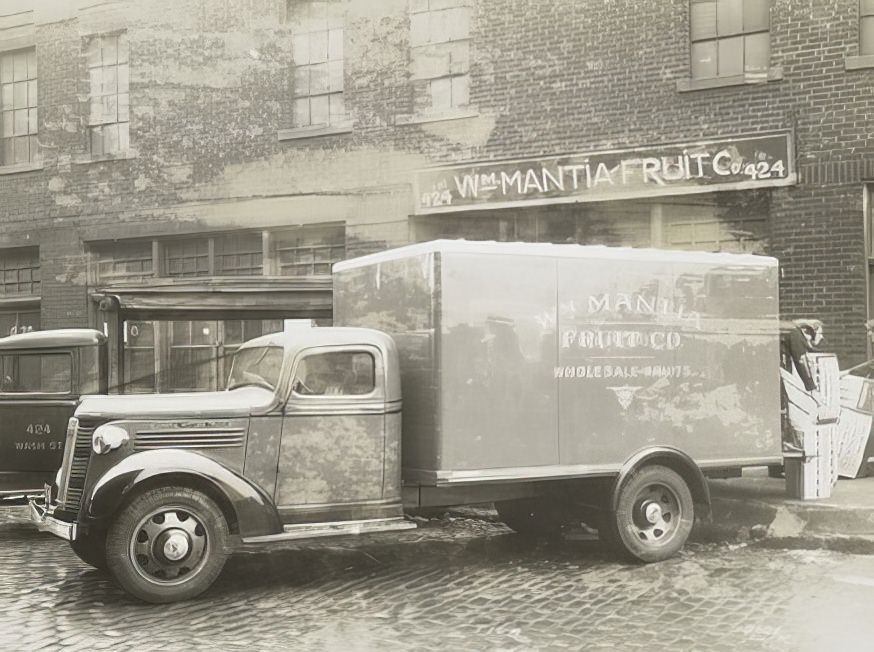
0, 329, 107, 497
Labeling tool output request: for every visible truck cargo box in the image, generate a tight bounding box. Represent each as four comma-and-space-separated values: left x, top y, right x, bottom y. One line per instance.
333, 240, 782, 486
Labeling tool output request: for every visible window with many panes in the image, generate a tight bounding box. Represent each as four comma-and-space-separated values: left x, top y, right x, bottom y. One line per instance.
86, 32, 129, 156
289, 1, 345, 128
0, 48, 38, 166
863, 1, 874, 55
409, 0, 471, 113
275, 224, 345, 276
0, 247, 39, 296
94, 240, 153, 283
215, 232, 263, 276
690, 0, 769, 79
122, 319, 283, 393
164, 238, 210, 278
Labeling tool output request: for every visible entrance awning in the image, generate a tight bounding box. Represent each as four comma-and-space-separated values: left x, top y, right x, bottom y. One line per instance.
92, 277, 333, 320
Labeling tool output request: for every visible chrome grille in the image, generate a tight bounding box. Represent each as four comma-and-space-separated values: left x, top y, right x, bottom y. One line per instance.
60, 419, 99, 513
134, 428, 245, 450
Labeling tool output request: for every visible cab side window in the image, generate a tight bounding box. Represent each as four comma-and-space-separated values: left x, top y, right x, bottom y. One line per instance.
0, 353, 72, 393
292, 351, 375, 396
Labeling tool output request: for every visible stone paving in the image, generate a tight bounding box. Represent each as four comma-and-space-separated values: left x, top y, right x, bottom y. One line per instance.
1, 505, 872, 651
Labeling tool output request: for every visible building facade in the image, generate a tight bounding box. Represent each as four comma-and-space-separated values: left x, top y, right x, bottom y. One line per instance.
1, 0, 873, 393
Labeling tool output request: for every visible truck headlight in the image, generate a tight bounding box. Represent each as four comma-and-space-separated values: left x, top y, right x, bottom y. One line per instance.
92, 424, 129, 454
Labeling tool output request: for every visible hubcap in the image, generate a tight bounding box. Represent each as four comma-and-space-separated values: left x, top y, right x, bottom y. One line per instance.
161, 530, 191, 562
129, 506, 209, 585
643, 501, 662, 524
631, 483, 681, 546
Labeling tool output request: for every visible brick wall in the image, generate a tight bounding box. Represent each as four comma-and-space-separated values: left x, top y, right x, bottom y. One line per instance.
0, 0, 871, 361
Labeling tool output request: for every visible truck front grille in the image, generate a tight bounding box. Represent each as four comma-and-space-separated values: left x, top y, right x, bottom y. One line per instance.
60, 419, 100, 513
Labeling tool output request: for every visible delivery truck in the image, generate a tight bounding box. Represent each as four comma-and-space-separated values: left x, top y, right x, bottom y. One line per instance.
29, 240, 782, 603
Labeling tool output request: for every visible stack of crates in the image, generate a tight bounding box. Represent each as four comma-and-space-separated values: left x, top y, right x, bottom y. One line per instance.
781, 353, 841, 500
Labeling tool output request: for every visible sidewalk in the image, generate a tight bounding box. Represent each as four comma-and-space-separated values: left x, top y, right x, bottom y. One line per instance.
699, 467, 874, 552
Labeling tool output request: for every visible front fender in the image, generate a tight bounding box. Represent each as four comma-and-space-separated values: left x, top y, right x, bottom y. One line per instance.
85, 450, 282, 538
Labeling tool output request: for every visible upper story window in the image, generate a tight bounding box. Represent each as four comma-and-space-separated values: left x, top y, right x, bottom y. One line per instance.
86, 32, 129, 156
288, 1, 345, 128
409, 0, 472, 113
690, 0, 770, 79
0, 48, 38, 166
0, 247, 40, 297
862, 1, 874, 55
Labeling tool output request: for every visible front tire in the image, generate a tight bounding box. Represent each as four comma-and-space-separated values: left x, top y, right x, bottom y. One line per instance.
610, 465, 694, 563
105, 487, 229, 603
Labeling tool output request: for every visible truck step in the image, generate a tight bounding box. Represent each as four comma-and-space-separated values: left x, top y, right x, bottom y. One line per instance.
241, 517, 417, 545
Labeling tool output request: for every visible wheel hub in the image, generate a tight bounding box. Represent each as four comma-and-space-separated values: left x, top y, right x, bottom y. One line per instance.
643, 501, 662, 524
160, 530, 191, 562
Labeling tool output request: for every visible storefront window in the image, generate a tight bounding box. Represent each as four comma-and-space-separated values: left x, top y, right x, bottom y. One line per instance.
122, 318, 284, 393
0, 309, 39, 337
124, 320, 156, 393
412, 192, 768, 254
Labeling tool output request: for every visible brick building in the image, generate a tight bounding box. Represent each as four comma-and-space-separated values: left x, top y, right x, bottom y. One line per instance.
0, 0, 873, 392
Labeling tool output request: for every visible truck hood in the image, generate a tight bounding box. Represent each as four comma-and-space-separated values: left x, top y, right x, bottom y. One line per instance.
75, 387, 278, 419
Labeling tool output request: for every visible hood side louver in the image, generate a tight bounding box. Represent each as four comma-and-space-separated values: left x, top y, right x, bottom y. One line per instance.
133, 427, 245, 450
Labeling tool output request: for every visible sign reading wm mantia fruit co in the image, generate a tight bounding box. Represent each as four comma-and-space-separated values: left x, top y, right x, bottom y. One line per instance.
414, 132, 795, 214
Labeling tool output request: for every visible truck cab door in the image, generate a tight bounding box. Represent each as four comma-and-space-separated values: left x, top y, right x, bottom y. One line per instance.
0, 350, 76, 492
276, 345, 393, 523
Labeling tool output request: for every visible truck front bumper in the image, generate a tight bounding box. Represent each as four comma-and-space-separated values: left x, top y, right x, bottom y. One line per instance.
28, 492, 77, 542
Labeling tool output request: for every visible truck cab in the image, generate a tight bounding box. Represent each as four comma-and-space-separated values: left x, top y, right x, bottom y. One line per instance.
30, 327, 410, 603
0, 329, 107, 497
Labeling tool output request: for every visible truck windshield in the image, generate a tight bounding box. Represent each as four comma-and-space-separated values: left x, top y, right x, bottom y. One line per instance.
227, 346, 284, 392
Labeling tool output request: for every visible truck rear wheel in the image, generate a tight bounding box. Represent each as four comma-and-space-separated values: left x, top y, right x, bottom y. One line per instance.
105, 486, 229, 603
70, 528, 107, 571
495, 497, 564, 539
610, 465, 694, 563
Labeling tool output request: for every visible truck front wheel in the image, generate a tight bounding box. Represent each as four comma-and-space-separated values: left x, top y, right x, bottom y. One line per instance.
105, 487, 229, 603
610, 465, 694, 563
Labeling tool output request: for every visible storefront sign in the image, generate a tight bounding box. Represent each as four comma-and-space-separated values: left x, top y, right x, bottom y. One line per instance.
414, 132, 795, 214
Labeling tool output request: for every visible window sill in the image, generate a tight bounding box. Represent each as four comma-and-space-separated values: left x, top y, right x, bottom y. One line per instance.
395, 109, 480, 126
676, 66, 783, 92
72, 151, 137, 165
278, 123, 353, 141
0, 161, 44, 176
846, 54, 874, 70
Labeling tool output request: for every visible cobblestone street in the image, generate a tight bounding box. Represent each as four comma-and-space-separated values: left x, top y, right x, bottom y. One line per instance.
2, 506, 874, 651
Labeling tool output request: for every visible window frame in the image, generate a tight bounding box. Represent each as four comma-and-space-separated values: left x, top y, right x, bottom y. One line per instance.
85, 31, 130, 158
688, 0, 771, 82
289, 347, 379, 400
0, 351, 74, 396
861, 0, 874, 56
408, 0, 473, 115
0, 46, 38, 167
287, 0, 347, 130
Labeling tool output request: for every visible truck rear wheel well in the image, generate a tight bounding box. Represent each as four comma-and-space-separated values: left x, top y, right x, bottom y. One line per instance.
116, 473, 241, 535
614, 452, 711, 519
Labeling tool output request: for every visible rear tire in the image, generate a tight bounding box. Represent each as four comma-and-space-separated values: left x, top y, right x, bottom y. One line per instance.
106, 486, 229, 604
70, 528, 108, 571
611, 465, 694, 563
495, 497, 564, 539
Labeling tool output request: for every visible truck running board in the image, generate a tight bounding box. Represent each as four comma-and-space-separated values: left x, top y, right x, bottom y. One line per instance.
241, 516, 416, 545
